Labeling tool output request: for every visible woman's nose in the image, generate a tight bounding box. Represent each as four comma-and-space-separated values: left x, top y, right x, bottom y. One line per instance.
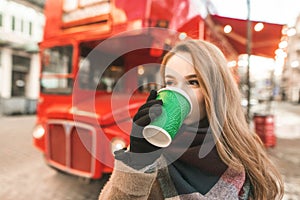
176, 82, 188, 91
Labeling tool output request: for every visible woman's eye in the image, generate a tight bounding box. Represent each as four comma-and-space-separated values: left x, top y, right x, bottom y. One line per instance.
166, 80, 175, 86
188, 80, 199, 86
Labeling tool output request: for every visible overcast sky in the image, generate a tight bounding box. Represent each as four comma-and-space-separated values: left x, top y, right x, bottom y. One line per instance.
209, 0, 300, 26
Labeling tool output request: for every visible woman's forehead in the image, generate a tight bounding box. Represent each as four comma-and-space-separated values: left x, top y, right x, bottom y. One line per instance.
165, 52, 195, 77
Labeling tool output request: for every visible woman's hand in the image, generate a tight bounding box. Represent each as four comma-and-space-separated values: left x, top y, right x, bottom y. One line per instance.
130, 90, 163, 153
114, 90, 164, 170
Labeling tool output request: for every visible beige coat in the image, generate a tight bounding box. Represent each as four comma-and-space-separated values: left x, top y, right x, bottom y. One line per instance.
98, 159, 164, 200
98, 157, 248, 200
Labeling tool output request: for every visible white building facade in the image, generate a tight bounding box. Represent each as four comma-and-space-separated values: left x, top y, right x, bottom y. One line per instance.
0, 0, 44, 114
283, 15, 300, 103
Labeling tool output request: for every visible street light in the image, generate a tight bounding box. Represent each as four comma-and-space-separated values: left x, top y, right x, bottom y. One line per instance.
246, 0, 252, 123
224, 25, 232, 33
254, 22, 264, 32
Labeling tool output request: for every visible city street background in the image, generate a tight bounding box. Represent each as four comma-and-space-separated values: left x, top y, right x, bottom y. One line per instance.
0, 101, 299, 200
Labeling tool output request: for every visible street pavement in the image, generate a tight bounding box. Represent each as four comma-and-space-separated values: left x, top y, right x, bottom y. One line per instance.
0, 115, 108, 200
0, 101, 299, 200
258, 101, 300, 200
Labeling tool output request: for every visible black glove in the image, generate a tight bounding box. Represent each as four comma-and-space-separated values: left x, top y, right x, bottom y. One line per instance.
114, 90, 163, 170
130, 90, 163, 153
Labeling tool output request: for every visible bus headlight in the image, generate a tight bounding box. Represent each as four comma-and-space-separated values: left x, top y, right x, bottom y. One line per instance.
111, 138, 126, 154
33, 125, 45, 139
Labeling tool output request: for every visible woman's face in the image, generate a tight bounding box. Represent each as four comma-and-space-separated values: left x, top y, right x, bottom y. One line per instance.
164, 52, 206, 124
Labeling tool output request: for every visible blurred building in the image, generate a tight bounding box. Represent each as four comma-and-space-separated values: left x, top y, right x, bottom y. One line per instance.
0, 0, 45, 115
282, 15, 300, 103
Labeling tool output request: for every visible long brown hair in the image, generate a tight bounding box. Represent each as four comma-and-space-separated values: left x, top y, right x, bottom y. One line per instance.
161, 40, 284, 200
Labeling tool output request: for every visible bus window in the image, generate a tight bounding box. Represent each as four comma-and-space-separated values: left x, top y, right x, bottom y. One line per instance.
78, 57, 125, 92
78, 41, 161, 93
136, 64, 161, 92
97, 64, 124, 92
41, 45, 73, 94
79, 55, 161, 93
78, 41, 125, 92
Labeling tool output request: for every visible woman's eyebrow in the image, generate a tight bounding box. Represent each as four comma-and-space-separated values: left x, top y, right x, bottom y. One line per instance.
165, 75, 175, 79
185, 74, 198, 79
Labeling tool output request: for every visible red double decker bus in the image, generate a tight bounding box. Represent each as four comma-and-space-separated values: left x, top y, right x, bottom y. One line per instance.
32, 0, 208, 179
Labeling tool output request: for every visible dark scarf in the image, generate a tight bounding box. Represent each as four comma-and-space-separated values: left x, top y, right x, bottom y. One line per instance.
163, 117, 228, 195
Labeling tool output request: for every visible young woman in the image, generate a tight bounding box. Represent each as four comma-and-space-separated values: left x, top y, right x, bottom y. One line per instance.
99, 39, 284, 200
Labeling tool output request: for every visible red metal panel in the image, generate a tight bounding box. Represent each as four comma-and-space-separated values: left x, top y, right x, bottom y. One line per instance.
49, 124, 66, 165
70, 127, 93, 173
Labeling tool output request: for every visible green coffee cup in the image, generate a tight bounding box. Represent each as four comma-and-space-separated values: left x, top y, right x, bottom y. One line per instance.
143, 87, 192, 147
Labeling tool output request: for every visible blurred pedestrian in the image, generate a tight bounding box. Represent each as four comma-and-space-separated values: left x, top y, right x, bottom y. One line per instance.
99, 40, 284, 200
